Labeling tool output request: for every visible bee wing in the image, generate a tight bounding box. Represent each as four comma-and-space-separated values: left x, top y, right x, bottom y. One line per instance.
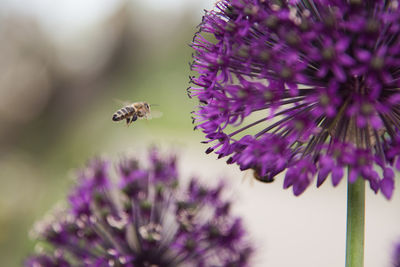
113, 98, 131, 107
147, 110, 163, 120
241, 170, 254, 187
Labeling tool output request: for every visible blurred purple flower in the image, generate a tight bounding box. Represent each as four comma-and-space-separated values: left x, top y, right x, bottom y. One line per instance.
190, 0, 400, 198
26, 149, 253, 267
393, 241, 400, 267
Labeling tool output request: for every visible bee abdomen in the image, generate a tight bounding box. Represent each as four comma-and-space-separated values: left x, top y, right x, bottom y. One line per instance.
112, 114, 121, 121
112, 106, 135, 121
112, 109, 126, 121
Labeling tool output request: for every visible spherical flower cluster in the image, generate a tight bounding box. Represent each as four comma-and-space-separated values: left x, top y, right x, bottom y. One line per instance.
190, 0, 400, 198
26, 149, 253, 267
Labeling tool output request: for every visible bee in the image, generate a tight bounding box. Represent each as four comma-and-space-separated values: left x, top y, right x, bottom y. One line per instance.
242, 168, 275, 186
253, 170, 275, 183
112, 101, 151, 126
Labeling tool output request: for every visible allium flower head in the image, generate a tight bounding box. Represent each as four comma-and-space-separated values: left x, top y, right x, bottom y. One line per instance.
26, 149, 253, 267
190, 0, 400, 198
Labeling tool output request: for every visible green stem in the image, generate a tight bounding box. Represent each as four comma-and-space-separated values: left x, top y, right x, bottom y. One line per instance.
345, 175, 365, 267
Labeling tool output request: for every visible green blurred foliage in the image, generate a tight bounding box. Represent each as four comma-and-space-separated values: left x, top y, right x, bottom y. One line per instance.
0, 4, 205, 266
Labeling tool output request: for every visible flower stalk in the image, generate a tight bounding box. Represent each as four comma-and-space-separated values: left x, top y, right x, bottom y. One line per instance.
345, 174, 365, 267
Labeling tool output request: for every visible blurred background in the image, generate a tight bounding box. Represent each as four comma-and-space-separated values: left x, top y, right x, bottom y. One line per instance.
0, 1, 399, 266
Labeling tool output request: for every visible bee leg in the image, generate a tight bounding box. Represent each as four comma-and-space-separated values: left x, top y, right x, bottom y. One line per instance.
127, 114, 137, 127
126, 118, 131, 126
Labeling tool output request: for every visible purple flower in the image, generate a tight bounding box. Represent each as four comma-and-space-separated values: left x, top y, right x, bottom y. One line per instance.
190, 0, 400, 198
25, 253, 70, 267
393, 241, 400, 267
26, 149, 253, 267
